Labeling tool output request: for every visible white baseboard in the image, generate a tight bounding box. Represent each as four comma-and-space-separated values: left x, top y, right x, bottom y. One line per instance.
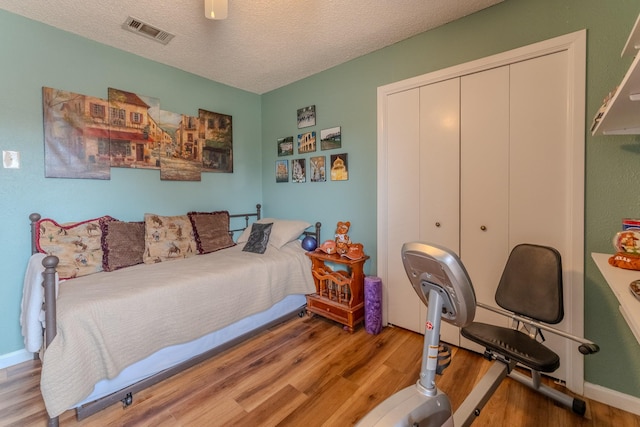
584, 382, 640, 416
0, 349, 33, 370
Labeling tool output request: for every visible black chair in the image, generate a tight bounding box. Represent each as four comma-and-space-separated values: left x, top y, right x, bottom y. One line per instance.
461, 243, 599, 415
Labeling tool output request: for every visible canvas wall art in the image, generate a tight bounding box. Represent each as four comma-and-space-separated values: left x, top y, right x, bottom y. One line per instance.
199, 109, 233, 173
42, 86, 233, 180
291, 158, 306, 183
42, 87, 112, 179
320, 126, 341, 150
159, 110, 201, 181
297, 131, 316, 153
297, 105, 316, 129
277, 136, 294, 156
108, 88, 160, 170
330, 153, 348, 181
310, 156, 326, 182
276, 160, 289, 182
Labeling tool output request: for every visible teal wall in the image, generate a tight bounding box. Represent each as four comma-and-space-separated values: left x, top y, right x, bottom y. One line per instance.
0, 11, 262, 356
261, 0, 640, 398
1, 0, 640, 401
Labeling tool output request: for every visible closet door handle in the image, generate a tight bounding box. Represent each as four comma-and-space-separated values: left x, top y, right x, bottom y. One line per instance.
435, 222, 441, 227
480, 225, 487, 231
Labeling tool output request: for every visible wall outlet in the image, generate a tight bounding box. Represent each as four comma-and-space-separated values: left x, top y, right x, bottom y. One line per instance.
3, 151, 20, 169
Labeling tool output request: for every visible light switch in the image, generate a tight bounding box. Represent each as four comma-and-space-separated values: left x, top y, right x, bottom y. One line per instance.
3, 151, 20, 169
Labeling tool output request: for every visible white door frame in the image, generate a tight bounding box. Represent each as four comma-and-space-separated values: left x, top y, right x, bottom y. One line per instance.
377, 30, 586, 392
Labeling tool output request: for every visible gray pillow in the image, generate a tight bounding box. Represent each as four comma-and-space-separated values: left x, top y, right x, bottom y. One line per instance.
242, 222, 273, 254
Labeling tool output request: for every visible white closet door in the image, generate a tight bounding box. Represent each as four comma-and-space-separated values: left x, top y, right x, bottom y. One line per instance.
460, 66, 511, 352
419, 78, 461, 345
419, 79, 461, 251
509, 51, 571, 382
385, 88, 423, 332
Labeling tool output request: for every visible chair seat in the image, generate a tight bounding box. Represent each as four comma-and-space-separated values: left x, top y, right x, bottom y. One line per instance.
461, 322, 560, 372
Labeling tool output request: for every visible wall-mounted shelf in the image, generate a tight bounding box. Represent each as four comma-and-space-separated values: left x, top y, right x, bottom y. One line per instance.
592, 14, 640, 135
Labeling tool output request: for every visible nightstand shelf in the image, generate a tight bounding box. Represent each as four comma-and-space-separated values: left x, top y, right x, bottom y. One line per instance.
305, 250, 369, 332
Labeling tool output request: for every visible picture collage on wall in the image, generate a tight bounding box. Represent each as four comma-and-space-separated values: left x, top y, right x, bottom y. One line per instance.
275, 104, 347, 183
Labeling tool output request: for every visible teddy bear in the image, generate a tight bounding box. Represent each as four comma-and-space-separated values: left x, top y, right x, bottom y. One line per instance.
334, 221, 351, 255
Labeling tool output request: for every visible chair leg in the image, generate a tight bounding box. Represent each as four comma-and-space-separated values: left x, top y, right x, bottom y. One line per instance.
508, 370, 586, 416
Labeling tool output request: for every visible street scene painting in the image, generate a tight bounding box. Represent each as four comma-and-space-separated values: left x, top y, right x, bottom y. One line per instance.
42, 86, 233, 180
159, 110, 201, 181
43, 87, 112, 179
108, 88, 160, 170
199, 109, 233, 173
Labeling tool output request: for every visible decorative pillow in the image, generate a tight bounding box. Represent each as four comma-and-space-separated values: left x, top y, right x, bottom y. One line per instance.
242, 222, 274, 254
237, 218, 311, 249
36, 216, 116, 279
187, 211, 236, 254
101, 221, 145, 271
143, 214, 197, 264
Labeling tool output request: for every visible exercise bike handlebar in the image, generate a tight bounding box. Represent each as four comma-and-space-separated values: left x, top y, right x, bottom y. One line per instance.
476, 302, 600, 355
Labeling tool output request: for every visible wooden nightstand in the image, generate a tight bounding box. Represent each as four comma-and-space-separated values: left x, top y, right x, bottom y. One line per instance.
305, 250, 369, 332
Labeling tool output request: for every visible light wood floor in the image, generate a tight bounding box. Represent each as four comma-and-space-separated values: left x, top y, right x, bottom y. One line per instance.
1, 315, 639, 427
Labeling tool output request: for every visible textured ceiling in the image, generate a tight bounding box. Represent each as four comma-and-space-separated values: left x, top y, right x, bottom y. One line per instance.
0, 0, 503, 94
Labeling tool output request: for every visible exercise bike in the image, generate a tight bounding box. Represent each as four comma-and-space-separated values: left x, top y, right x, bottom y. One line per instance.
357, 242, 599, 427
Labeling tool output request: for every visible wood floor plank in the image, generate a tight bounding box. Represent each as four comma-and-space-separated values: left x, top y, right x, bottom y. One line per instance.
2, 316, 640, 426
278, 374, 359, 426
226, 384, 308, 426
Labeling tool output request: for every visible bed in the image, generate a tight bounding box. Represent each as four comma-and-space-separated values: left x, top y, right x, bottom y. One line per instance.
21, 205, 320, 426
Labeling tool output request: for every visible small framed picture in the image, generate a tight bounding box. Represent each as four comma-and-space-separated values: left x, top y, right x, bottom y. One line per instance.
275, 160, 289, 183
297, 105, 316, 129
330, 153, 348, 181
320, 126, 341, 150
277, 136, 293, 156
291, 158, 306, 183
310, 156, 326, 182
297, 131, 316, 153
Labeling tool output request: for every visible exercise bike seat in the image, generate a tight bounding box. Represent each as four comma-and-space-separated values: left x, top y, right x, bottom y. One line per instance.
461, 322, 560, 372
460, 243, 563, 373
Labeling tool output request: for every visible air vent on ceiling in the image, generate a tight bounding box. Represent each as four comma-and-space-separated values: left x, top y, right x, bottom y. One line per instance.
122, 16, 175, 45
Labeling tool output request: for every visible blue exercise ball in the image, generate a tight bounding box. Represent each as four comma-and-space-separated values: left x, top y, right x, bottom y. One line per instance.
301, 236, 317, 251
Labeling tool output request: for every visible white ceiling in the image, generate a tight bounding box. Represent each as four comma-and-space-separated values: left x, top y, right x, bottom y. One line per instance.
0, 0, 503, 94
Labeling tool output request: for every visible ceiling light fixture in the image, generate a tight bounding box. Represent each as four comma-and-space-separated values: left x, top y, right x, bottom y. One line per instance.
204, 0, 228, 20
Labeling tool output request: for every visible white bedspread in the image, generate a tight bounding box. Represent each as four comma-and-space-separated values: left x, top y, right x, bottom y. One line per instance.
35, 242, 314, 417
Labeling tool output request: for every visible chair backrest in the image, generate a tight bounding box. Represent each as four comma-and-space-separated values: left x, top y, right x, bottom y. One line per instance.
495, 243, 564, 324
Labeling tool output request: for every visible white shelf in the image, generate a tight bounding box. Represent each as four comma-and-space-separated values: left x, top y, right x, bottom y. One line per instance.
592, 14, 640, 135
592, 253, 640, 345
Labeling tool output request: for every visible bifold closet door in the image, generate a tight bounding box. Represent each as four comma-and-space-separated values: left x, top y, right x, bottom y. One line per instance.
419, 78, 461, 345
508, 50, 571, 382
385, 88, 422, 332
459, 65, 511, 352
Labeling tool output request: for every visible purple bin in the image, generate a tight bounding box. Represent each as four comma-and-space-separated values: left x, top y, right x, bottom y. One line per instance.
364, 276, 382, 335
